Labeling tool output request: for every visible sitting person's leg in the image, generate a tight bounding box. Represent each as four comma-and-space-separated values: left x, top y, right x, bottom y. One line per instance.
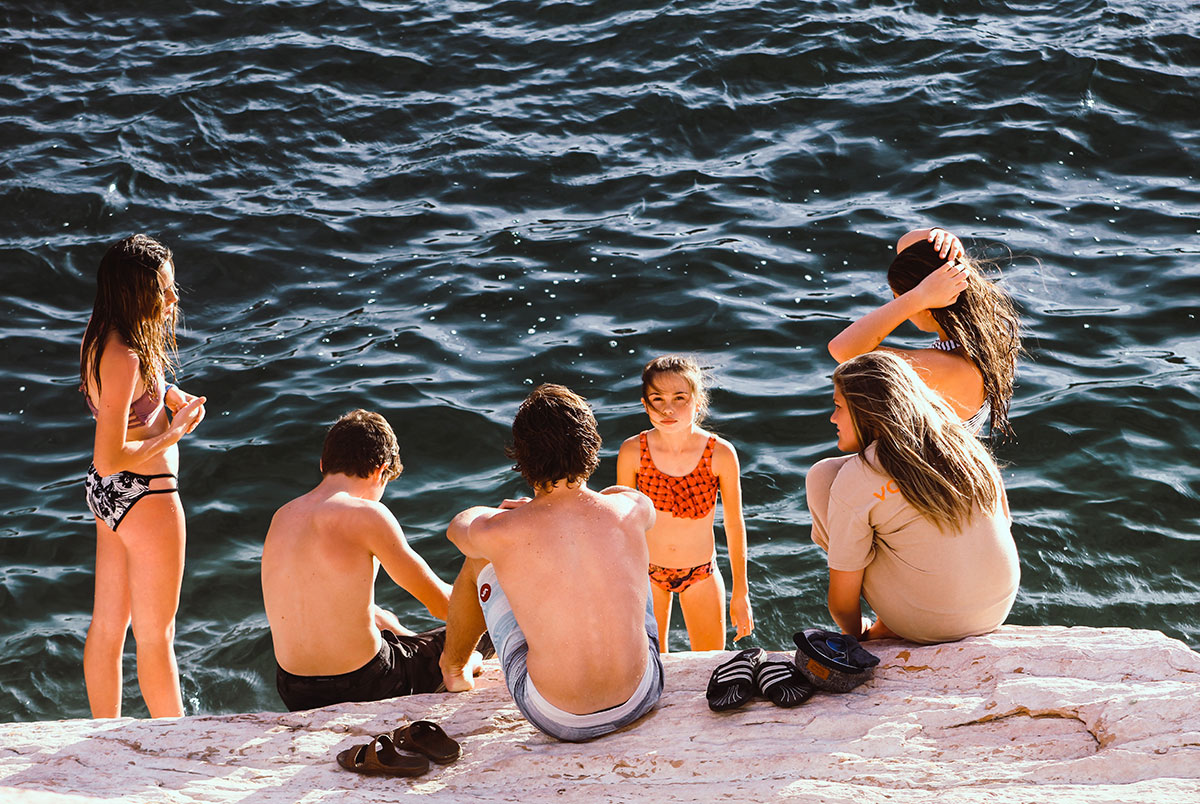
279, 603, 490, 710
864, 617, 901, 640
440, 556, 491, 691
806, 455, 853, 552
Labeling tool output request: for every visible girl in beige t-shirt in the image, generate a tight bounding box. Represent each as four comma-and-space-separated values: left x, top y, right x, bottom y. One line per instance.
806, 352, 1019, 644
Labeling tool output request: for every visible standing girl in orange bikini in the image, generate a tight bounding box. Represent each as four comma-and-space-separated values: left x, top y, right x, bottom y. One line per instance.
617, 355, 753, 652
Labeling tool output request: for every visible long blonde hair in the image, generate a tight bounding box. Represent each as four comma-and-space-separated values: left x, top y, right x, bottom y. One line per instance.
80, 234, 178, 398
888, 239, 1021, 437
835, 352, 1001, 528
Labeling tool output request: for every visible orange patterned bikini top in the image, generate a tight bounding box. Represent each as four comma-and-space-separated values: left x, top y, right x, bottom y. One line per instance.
636, 432, 720, 519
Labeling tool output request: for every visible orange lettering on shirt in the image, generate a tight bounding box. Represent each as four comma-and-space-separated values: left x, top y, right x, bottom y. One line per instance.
873, 480, 902, 501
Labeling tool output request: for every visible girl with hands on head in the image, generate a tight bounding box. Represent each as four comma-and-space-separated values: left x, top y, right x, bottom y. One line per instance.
616, 355, 753, 652
828, 227, 1020, 437
79, 234, 206, 718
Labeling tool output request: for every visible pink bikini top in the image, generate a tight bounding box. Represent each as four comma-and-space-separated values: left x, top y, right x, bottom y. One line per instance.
82, 376, 165, 428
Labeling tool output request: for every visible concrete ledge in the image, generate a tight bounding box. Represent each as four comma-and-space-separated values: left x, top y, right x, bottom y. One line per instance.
2, 626, 1198, 803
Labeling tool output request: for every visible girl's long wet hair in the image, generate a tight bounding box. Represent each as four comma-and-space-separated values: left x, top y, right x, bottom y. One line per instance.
835, 352, 1001, 529
888, 239, 1021, 437
80, 234, 178, 399
641, 354, 710, 425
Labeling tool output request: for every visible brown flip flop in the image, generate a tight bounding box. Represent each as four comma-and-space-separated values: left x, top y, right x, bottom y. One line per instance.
336, 734, 430, 777
391, 720, 461, 764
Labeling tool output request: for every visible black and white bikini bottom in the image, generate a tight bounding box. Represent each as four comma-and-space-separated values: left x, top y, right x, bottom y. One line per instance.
85, 463, 177, 531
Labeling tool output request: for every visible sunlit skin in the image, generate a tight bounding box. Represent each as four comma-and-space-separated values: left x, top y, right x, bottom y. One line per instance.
155, 261, 203, 426
827, 227, 984, 421
643, 378, 694, 430
82, 253, 206, 719
262, 451, 456, 683
616, 372, 753, 653
831, 386, 861, 453
159, 261, 178, 320
438, 478, 656, 715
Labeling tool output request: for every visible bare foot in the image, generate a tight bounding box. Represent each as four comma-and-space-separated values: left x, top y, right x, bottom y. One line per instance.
440, 650, 484, 692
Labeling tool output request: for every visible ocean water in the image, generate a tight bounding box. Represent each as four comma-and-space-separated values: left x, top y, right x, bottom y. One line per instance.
1, 0, 1196, 722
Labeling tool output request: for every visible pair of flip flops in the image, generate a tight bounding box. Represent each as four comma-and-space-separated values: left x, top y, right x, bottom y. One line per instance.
336, 720, 461, 777
706, 648, 814, 711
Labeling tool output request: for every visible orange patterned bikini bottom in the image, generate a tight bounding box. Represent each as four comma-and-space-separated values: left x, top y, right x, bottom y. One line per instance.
648, 559, 716, 594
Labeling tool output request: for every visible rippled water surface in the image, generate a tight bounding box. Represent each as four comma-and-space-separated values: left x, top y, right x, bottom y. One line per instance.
1, 0, 1197, 721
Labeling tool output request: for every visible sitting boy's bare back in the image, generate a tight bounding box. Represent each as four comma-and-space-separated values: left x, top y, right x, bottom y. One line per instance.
263, 488, 389, 675
262, 474, 450, 678
455, 482, 654, 715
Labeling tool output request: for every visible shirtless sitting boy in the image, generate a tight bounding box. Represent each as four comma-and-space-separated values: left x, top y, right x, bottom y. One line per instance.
438, 383, 664, 742
262, 409, 459, 711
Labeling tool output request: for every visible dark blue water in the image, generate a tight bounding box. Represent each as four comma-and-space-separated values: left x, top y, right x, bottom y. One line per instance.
1, 0, 1197, 722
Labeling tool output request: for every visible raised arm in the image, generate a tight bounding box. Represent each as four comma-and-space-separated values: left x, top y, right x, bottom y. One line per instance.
91, 344, 205, 476
366, 505, 452, 621
713, 440, 753, 642
827, 290, 937, 363
828, 227, 968, 363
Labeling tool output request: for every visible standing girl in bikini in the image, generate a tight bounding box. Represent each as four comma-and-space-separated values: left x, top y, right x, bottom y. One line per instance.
828, 226, 1021, 437
80, 234, 206, 718
617, 355, 753, 652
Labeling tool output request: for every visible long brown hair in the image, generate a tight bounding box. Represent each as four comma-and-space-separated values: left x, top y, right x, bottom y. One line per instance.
80, 234, 178, 399
835, 352, 1001, 528
888, 239, 1021, 437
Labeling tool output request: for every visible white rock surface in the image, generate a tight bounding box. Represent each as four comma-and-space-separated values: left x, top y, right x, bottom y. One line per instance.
1, 626, 1198, 803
